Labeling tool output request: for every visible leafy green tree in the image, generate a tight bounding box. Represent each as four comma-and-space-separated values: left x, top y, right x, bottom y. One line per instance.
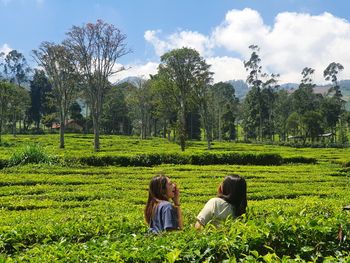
242, 86, 260, 140
274, 89, 293, 141
293, 67, 318, 115
301, 111, 323, 143
125, 79, 155, 139
191, 59, 213, 149
0, 81, 14, 142
320, 97, 341, 138
3, 50, 31, 87
211, 82, 238, 141
291, 67, 320, 141
69, 102, 84, 122
158, 47, 211, 151
324, 62, 344, 100
286, 111, 300, 137
1, 50, 31, 135
101, 83, 131, 135
243, 45, 279, 141
148, 73, 177, 140
260, 76, 279, 141
0, 81, 29, 140
323, 62, 345, 142
9, 85, 30, 135
64, 20, 131, 151
29, 69, 53, 130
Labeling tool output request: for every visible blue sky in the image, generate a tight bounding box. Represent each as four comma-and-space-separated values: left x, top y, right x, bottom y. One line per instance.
1, 0, 350, 84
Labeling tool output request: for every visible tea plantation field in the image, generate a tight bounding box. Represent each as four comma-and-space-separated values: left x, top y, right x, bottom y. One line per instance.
0, 134, 349, 262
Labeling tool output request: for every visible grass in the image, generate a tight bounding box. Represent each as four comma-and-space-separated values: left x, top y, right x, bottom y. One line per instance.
0, 134, 349, 261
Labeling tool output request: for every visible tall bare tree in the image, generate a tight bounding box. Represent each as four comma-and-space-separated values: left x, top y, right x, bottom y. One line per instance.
33, 42, 79, 148
64, 20, 131, 151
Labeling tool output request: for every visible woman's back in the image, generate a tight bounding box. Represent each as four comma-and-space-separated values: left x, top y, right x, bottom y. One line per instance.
196, 197, 234, 226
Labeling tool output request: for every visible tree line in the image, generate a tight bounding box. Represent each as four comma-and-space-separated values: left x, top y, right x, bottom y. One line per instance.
1, 21, 349, 151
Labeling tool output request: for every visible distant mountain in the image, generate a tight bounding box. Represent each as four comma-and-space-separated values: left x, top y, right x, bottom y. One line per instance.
280, 83, 298, 90
226, 79, 350, 100
226, 80, 249, 99
114, 76, 142, 85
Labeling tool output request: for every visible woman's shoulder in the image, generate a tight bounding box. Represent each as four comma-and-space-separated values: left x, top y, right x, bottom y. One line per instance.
157, 200, 173, 209
208, 197, 226, 204
210, 197, 233, 208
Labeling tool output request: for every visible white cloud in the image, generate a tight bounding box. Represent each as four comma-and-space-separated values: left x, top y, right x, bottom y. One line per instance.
212, 8, 270, 57
144, 30, 168, 57
264, 11, 350, 83
0, 43, 12, 55
109, 62, 159, 83
144, 9, 350, 84
144, 29, 213, 57
207, 56, 246, 83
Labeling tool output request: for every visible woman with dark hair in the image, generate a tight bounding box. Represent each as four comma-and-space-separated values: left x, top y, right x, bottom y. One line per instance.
195, 174, 247, 229
145, 174, 183, 233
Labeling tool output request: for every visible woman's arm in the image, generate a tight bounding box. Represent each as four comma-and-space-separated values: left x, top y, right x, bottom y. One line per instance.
174, 205, 183, 230
195, 198, 215, 229
173, 184, 183, 230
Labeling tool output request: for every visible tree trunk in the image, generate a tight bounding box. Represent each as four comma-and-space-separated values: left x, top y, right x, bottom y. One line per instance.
163, 121, 167, 139
12, 112, 17, 137
59, 103, 66, 148
93, 113, 100, 151
153, 119, 157, 137
59, 121, 65, 149
179, 108, 186, 151
190, 112, 193, 140
201, 107, 211, 150
84, 102, 89, 134
0, 118, 2, 144
218, 108, 222, 141
205, 122, 211, 150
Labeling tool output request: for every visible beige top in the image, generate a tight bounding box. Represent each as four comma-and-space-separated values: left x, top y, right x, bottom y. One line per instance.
196, 197, 234, 226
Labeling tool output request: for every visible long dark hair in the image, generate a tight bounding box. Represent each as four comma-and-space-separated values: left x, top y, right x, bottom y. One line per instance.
217, 174, 247, 217
144, 175, 168, 224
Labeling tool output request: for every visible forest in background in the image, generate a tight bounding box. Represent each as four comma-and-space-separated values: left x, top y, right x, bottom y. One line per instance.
1, 21, 350, 152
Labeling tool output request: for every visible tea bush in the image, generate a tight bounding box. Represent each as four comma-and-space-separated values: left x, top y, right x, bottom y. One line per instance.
74, 152, 285, 166
0, 135, 349, 262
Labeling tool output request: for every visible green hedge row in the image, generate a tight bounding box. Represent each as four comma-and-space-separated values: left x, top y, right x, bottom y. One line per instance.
69, 153, 316, 167
283, 157, 317, 164
0, 153, 318, 168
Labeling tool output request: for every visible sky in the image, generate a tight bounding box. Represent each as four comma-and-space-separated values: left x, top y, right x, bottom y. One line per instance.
1, 0, 350, 84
